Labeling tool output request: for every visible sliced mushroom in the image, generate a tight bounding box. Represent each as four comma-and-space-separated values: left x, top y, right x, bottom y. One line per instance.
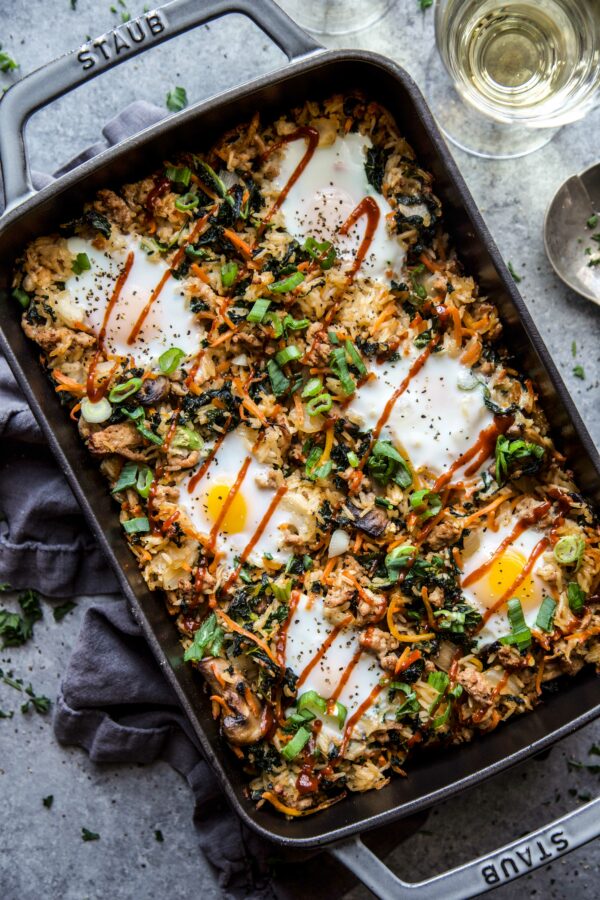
198, 657, 271, 745
137, 376, 170, 406
346, 502, 389, 537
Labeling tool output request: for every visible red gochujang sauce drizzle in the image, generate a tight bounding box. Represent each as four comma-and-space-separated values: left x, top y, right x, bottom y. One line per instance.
338, 679, 388, 757
86, 251, 135, 402
145, 176, 170, 214
294, 615, 353, 692
220, 484, 288, 594
328, 649, 362, 712
338, 196, 380, 281
258, 126, 320, 237
127, 209, 215, 346
432, 414, 514, 493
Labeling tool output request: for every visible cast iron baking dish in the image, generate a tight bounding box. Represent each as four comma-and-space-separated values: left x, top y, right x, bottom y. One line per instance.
1, 1, 599, 896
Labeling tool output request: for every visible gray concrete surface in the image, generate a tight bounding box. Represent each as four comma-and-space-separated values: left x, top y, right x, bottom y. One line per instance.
0, 1, 599, 898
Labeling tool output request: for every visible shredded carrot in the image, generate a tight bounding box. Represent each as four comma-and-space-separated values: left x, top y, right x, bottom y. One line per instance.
419, 252, 442, 273
463, 493, 511, 527
210, 328, 238, 348
321, 425, 334, 464
210, 694, 234, 716
371, 301, 396, 335
69, 401, 81, 421
353, 532, 363, 554
147, 218, 157, 235
215, 608, 281, 668
449, 305, 462, 347
395, 648, 421, 674
348, 470, 363, 493
421, 587, 436, 630
565, 626, 600, 642
343, 572, 372, 605
323, 557, 337, 584
460, 336, 482, 366
191, 262, 211, 284
261, 791, 304, 816
534, 658, 545, 695
52, 369, 86, 397
394, 647, 411, 673
232, 377, 268, 425
452, 546, 463, 571
387, 596, 434, 642
222, 227, 254, 260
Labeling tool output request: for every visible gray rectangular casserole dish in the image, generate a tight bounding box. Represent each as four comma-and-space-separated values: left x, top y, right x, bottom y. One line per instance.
1, 1, 599, 896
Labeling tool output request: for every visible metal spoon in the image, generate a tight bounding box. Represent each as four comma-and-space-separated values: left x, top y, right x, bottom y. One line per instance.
544, 162, 600, 306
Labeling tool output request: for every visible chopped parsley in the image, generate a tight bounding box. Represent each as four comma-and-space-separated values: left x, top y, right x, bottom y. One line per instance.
43, 795, 54, 809
0, 589, 43, 647
586, 214, 598, 229
573, 365, 585, 380
53, 600, 77, 622
166, 86, 188, 113
81, 827, 100, 842
418, 0, 433, 8
571, 340, 577, 357
21, 685, 51, 715
71, 252, 91, 275
183, 612, 224, 662
154, 829, 164, 842
495, 435, 544, 485
0, 46, 18, 74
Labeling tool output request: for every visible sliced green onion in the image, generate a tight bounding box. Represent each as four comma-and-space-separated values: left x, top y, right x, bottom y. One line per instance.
330, 347, 356, 396
165, 165, 191, 187
302, 377, 323, 399
283, 314, 310, 332
347, 451, 359, 468
267, 359, 290, 397
269, 271, 305, 293
159, 346, 185, 374
554, 534, 585, 566
280, 726, 311, 761
344, 340, 367, 376
264, 313, 283, 337
427, 670, 449, 696
112, 461, 138, 494
121, 406, 144, 422
123, 517, 150, 534
297, 690, 327, 716
174, 192, 199, 212
306, 393, 333, 417
247, 298, 271, 323
221, 261, 238, 287
185, 245, 209, 261
567, 581, 586, 614
137, 424, 163, 446
172, 426, 203, 450
275, 344, 302, 366
500, 597, 531, 651
535, 596, 557, 632
135, 466, 154, 499
409, 489, 442, 520
12, 288, 30, 308
183, 612, 224, 662
71, 252, 91, 275
271, 580, 292, 603
80, 396, 112, 423
312, 461, 333, 480
108, 378, 143, 403
305, 446, 323, 479
328, 330, 340, 346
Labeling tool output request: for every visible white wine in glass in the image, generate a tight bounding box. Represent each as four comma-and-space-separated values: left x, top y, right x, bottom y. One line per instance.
431, 0, 600, 158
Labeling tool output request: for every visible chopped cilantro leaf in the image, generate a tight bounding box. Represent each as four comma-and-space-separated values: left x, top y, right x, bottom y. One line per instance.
0, 46, 18, 73
507, 261, 522, 283
573, 365, 585, 379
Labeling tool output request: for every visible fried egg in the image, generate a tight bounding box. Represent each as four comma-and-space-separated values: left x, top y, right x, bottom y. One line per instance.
284, 593, 386, 741
65, 237, 202, 365
178, 429, 305, 569
274, 132, 405, 282
346, 347, 495, 480
461, 522, 549, 646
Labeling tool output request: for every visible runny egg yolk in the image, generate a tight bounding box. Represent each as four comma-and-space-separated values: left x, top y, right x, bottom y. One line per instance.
484, 547, 536, 607
205, 483, 247, 534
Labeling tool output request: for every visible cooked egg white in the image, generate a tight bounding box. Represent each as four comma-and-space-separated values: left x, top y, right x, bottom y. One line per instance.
346, 347, 495, 480
284, 593, 386, 742
461, 523, 549, 646
65, 237, 202, 365
178, 429, 305, 569
274, 132, 405, 282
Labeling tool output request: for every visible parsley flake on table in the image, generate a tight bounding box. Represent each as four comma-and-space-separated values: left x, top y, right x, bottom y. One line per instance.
507, 261, 522, 283
154, 829, 164, 842
82, 827, 100, 842
0, 589, 43, 647
586, 214, 598, 228
571, 340, 577, 357
573, 365, 585, 380
0, 709, 13, 719
166, 86, 188, 113
0, 45, 18, 73
418, 0, 433, 8
43, 795, 54, 809
53, 600, 77, 622
21, 684, 51, 715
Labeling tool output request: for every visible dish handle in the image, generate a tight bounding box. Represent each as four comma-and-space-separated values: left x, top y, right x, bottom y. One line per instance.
329, 794, 600, 899
0, 0, 322, 214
